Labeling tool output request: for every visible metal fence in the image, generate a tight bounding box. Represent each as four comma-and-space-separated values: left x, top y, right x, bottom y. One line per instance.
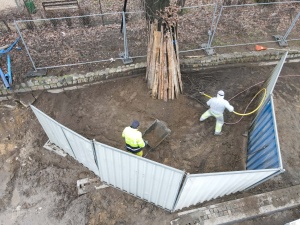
31, 104, 100, 176
14, 11, 148, 70
94, 142, 185, 210
261, 51, 289, 99
172, 53, 286, 211
213, 2, 300, 45
172, 169, 280, 211
247, 96, 283, 170
179, 1, 300, 55
30, 53, 286, 212
30, 105, 185, 211
177, 4, 217, 51
246, 52, 287, 170
10, 1, 300, 71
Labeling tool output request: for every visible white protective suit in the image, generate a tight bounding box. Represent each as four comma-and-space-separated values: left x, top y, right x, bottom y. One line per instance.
200, 90, 234, 135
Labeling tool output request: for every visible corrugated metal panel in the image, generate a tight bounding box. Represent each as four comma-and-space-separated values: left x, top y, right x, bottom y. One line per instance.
254, 52, 288, 116
247, 96, 282, 170
31, 105, 99, 176
31, 105, 75, 158
270, 97, 284, 169
173, 169, 279, 211
62, 128, 99, 176
262, 52, 288, 99
94, 142, 185, 211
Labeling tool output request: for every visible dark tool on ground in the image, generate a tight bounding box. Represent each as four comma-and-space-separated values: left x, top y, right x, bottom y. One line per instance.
142, 119, 171, 158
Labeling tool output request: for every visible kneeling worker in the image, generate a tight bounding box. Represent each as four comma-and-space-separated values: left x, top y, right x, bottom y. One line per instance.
122, 120, 146, 157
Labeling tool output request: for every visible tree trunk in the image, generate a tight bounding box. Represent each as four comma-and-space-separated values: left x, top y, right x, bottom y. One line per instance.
144, 0, 170, 21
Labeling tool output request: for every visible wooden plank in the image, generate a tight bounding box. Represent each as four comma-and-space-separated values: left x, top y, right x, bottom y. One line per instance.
166, 32, 176, 100
163, 35, 168, 102
161, 38, 168, 102
174, 26, 183, 93
149, 30, 161, 90
152, 48, 160, 99
151, 30, 161, 98
170, 30, 180, 99
166, 34, 171, 100
158, 25, 164, 100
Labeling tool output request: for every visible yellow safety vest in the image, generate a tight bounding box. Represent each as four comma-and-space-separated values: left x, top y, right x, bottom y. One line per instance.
122, 126, 145, 148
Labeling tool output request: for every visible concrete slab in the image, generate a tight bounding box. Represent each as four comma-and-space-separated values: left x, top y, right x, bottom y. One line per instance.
77, 178, 108, 196
47, 89, 64, 93
171, 185, 300, 225
18, 93, 36, 107
63, 86, 77, 91
43, 140, 67, 157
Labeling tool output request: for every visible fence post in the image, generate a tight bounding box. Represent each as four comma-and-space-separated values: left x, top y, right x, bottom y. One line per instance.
273, 11, 300, 47
200, 1, 221, 56
14, 21, 37, 71
92, 139, 99, 169
61, 128, 77, 159
119, 11, 133, 64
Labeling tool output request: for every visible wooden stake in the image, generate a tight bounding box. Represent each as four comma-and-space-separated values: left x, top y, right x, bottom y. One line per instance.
174, 26, 183, 93
150, 30, 161, 87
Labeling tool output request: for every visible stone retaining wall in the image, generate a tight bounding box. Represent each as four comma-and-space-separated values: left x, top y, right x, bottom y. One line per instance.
1, 50, 300, 99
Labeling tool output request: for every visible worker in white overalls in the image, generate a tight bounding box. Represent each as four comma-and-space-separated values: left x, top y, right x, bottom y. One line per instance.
199, 90, 234, 135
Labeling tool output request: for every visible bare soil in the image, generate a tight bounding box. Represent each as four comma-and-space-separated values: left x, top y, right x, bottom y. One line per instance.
0, 61, 300, 225
1, 1, 300, 224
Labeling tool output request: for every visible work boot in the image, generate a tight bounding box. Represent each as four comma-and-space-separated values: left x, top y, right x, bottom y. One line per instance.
214, 132, 223, 136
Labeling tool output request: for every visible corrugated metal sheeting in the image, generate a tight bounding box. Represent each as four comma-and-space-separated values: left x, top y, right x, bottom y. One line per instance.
172, 169, 279, 211
30, 53, 287, 212
94, 143, 185, 211
31, 105, 76, 158
31, 105, 100, 177
31, 105, 185, 211
172, 53, 286, 211
262, 52, 288, 100
247, 96, 283, 170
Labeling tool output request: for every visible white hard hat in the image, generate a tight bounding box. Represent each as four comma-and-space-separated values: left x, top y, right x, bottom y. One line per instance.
217, 90, 224, 96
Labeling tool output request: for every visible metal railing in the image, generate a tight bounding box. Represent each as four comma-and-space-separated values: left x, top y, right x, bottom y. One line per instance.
11, 1, 300, 71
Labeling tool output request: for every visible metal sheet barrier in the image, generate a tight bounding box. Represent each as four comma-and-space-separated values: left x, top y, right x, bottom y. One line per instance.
247, 96, 283, 170
30, 105, 76, 158
61, 128, 99, 176
245, 52, 285, 170
31, 105, 184, 211
172, 169, 279, 211
31, 55, 286, 212
31, 105, 99, 177
262, 51, 288, 99
94, 142, 185, 211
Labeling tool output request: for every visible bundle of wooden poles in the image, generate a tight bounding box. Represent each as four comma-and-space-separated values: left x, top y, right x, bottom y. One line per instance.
146, 5, 183, 101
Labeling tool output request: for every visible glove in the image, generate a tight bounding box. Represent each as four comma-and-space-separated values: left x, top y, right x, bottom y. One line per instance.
144, 140, 149, 146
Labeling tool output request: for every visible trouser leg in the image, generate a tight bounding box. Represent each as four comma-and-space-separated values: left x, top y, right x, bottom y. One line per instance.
136, 151, 143, 157
215, 114, 224, 134
200, 110, 212, 121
